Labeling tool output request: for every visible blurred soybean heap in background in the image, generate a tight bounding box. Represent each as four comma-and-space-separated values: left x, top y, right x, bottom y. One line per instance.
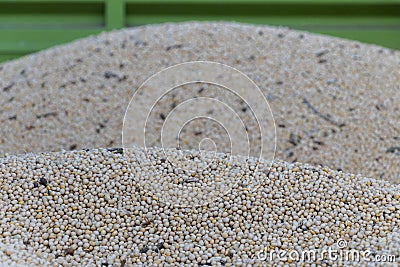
0, 0, 400, 63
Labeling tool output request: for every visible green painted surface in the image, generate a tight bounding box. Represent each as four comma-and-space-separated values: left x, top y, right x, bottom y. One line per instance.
0, 0, 399, 63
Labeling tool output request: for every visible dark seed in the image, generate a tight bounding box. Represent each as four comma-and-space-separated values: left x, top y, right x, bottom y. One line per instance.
33, 182, 39, 188
140, 246, 149, 253
39, 178, 48, 186
69, 144, 77, 150
64, 248, 74, 255
155, 242, 165, 252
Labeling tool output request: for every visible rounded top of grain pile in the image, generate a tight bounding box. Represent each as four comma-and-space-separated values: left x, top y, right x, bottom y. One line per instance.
0, 21, 399, 183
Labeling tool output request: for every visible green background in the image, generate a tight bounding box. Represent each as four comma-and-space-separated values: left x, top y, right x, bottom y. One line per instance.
0, 0, 399, 63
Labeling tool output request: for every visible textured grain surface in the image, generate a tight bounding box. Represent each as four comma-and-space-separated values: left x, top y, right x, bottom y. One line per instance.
0, 22, 399, 183
0, 148, 399, 266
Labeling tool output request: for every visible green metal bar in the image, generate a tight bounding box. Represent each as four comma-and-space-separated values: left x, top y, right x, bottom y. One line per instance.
125, 0, 400, 3
0, 29, 103, 53
0, 0, 104, 3
105, 0, 125, 30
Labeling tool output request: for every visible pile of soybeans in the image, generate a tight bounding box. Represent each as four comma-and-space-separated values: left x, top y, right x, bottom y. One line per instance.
0, 22, 399, 266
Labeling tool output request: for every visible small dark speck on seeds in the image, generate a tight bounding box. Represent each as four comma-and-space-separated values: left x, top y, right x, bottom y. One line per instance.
166, 44, 183, 51
155, 242, 165, 252
248, 55, 255, 60
160, 113, 166, 120
8, 115, 17, 120
277, 33, 285, 38
3, 83, 14, 92
313, 140, 324, 146
386, 147, 400, 154
134, 40, 148, 46
318, 59, 327, 64
104, 71, 118, 79
140, 246, 149, 253
118, 75, 127, 82
107, 148, 124, 154
36, 112, 58, 119
289, 133, 301, 146
33, 182, 39, 188
258, 30, 263, 36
